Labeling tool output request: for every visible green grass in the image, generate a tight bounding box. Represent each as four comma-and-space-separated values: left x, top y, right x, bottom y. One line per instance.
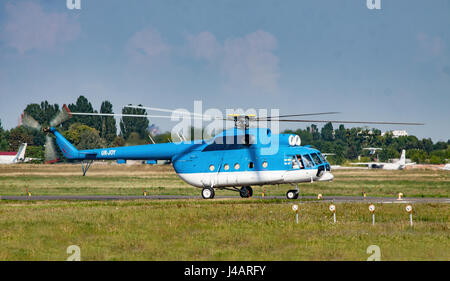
0, 200, 448, 260
0, 164, 448, 197
0, 164, 448, 260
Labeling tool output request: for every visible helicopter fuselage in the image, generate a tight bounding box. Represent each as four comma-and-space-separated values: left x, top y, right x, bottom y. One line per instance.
49, 127, 333, 196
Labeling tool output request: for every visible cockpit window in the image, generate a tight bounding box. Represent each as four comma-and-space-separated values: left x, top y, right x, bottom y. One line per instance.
318, 153, 326, 163
311, 153, 322, 164
292, 155, 304, 169
302, 154, 314, 168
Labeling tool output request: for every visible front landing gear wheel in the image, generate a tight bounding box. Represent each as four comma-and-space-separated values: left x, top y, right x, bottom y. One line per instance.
240, 186, 253, 198
202, 187, 215, 199
286, 189, 299, 199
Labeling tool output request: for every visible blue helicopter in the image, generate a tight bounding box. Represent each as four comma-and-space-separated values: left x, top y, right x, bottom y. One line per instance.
23, 105, 423, 199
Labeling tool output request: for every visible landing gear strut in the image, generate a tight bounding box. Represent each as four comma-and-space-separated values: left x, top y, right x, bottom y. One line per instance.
81, 160, 94, 176
201, 187, 215, 199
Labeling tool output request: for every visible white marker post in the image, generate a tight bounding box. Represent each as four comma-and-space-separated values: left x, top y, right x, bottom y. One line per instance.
406, 205, 413, 227
292, 204, 299, 224
369, 204, 376, 225
329, 204, 336, 224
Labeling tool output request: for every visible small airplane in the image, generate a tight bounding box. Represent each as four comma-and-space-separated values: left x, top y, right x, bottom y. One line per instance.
0, 143, 33, 164
441, 164, 450, 171
350, 149, 415, 170
21, 105, 423, 199
363, 147, 383, 155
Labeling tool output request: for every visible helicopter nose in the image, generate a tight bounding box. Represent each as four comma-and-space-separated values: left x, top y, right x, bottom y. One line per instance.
318, 172, 334, 182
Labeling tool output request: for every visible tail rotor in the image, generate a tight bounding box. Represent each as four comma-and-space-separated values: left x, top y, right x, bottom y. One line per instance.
21, 104, 72, 163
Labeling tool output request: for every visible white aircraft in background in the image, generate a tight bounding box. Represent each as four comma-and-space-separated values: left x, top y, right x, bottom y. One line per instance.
0, 143, 35, 164
441, 164, 450, 171
363, 147, 383, 155
350, 149, 415, 170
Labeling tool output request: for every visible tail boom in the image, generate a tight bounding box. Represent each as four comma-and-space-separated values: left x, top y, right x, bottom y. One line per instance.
48, 127, 198, 161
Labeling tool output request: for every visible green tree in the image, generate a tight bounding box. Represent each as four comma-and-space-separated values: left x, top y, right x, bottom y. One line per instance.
65, 96, 101, 131
321, 122, 334, 141
421, 138, 433, 153
99, 101, 117, 143
334, 124, 346, 142
8, 126, 33, 151
126, 132, 147, 145
0, 119, 8, 151
24, 101, 59, 127
78, 129, 106, 150
153, 132, 172, 144
112, 136, 126, 147
23, 101, 60, 146
63, 123, 104, 149
119, 105, 149, 140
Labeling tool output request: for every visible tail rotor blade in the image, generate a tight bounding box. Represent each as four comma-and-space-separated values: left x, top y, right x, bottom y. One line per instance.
21, 113, 41, 131
45, 135, 58, 162
50, 104, 72, 127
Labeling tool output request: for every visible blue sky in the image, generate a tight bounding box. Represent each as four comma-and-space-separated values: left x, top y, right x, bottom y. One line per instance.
0, 0, 449, 141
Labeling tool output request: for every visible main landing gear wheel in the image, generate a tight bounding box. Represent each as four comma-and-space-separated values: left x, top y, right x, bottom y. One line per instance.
202, 187, 215, 199
286, 189, 299, 199
240, 186, 253, 198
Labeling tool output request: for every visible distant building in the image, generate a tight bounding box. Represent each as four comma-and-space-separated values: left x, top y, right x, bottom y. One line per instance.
382, 130, 408, 138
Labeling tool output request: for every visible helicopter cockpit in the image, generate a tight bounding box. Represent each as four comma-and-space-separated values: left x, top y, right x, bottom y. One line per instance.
291, 152, 330, 173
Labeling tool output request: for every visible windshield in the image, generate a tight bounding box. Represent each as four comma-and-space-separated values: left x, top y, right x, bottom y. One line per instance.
311, 153, 322, 164
302, 154, 314, 168
318, 153, 327, 163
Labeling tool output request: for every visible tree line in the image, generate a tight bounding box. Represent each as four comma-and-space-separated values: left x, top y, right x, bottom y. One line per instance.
283, 123, 449, 164
0, 96, 448, 164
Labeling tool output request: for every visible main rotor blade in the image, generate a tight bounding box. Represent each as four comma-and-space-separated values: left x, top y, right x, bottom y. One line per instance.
71, 112, 171, 118
50, 104, 72, 127
71, 112, 227, 120
257, 112, 340, 120
21, 113, 41, 131
265, 119, 425, 125
124, 105, 226, 120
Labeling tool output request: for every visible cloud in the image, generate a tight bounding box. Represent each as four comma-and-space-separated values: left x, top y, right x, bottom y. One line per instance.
187, 31, 221, 62
187, 30, 280, 95
416, 32, 444, 57
126, 27, 170, 64
1, 1, 80, 54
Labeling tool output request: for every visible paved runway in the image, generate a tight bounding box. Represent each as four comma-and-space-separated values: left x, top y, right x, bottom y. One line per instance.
0, 195, 448, 203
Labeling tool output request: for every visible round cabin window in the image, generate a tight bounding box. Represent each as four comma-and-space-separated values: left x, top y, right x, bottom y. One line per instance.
209, 164, 215, 171
224, 164, 230, 171
234, 163, 240, 170
262, 161, 268, 168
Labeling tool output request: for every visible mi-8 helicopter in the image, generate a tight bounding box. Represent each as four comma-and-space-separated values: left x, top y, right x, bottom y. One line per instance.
22, 105, 423, 199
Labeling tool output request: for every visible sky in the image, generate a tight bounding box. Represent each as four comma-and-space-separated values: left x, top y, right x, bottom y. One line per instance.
0, 0, 449, 141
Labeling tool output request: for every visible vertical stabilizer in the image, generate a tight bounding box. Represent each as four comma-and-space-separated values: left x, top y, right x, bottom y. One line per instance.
399, 149, 406, 166
13, 143, 27, 162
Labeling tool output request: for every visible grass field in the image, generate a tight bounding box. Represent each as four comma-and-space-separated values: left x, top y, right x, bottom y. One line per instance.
0, 163, 449, 197
0, 164, 448, 261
